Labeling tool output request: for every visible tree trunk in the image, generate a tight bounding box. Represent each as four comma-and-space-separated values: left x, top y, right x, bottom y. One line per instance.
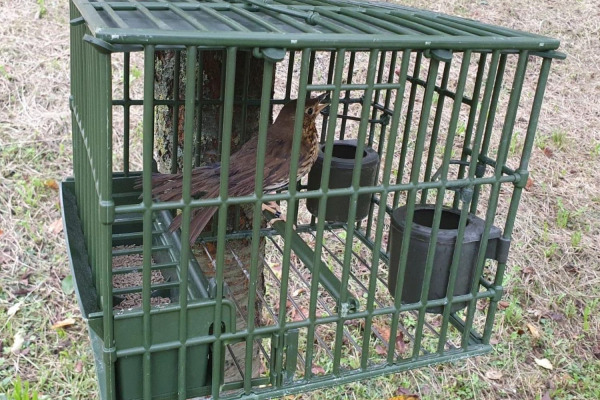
154, 49, 267, 383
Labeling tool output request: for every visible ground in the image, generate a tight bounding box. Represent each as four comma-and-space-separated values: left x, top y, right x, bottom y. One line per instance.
0, 0, 599, 399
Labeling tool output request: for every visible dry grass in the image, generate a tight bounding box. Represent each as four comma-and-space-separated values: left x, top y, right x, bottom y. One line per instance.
1, 0, 599, 399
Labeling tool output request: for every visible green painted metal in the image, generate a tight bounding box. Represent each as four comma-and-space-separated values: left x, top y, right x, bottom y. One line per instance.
66, 0, 563, 398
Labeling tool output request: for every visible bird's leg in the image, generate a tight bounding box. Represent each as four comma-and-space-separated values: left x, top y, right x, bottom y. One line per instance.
261, 194, 288, 226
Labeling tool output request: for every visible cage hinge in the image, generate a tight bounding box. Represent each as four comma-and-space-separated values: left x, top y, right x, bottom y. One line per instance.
70, 16, 85, 26
253, 47, 286, 62
102, 346, 117, 365
424, 49, 453, 63
513, 169, 530, 189
486, 236, 511, 264
283, 329, 299, 384
83, 34, 117, 54
98, 200, 115, 225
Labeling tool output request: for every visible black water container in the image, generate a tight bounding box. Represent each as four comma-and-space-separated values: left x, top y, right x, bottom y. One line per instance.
307, 140, 379, 222
388, 204, 505, 313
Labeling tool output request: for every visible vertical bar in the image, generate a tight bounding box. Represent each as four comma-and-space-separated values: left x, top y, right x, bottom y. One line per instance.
469, 54, 507, 212
339, 51, 356, 140
243, 58, 275, 394
304, 48, 345, 379
398, 55, 441, 360
421, 57, 451, 203
393, 51, 423, 209
280, 48, 311, 381
462, 51, 529, 349
456, 53, 487, 182
170, 51, 181, 174
432, 51, 472, 352
482, 56, 552, 343
141, 44, 156, 400
333, 49, 379, 375
211, 46, 238, 400
123, 52, 131, 175
176, 45, 197, 400
194, 51, 204, 167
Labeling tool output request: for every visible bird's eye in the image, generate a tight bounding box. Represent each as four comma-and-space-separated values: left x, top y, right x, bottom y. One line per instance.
306, 107, 314, 115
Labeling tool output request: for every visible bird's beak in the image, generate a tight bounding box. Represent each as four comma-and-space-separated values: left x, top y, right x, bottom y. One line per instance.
314, 92, 330, 114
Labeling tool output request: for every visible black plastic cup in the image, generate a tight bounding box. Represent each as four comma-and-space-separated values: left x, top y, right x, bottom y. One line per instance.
388, 204, 502, 313
306, 140, 380, 222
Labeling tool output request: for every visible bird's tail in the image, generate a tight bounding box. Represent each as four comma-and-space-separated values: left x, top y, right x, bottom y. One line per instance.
169, 187, 219, 244
134, 165, 222, 243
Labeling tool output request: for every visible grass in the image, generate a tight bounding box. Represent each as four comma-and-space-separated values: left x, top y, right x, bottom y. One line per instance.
1, 0, 599, 399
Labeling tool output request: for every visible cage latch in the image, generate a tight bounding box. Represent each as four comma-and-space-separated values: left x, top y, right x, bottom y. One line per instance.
269, 330, 299, 386
253, 47, 286, 62
424, 49, 453, 63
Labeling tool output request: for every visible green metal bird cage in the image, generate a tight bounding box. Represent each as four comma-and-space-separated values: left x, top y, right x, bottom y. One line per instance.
62, 0, 564, 399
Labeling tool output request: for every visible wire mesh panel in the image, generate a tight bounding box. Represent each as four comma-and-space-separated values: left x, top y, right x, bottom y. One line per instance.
63, 1, 563, 399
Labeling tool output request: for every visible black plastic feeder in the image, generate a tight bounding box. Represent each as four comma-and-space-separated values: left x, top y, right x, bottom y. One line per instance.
388, 204, 507, 313
307, 140, 379, 222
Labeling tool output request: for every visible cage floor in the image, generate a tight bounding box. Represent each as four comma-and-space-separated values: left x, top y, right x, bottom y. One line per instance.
193, 225, 493, 394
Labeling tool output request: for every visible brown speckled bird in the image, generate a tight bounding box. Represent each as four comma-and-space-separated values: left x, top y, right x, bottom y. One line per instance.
148, 94, 329, 244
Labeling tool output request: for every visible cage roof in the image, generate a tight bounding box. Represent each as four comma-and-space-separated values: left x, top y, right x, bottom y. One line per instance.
73, 0, 560, 51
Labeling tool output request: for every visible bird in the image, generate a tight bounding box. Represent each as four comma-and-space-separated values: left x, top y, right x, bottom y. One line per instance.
143, 94, 329, 244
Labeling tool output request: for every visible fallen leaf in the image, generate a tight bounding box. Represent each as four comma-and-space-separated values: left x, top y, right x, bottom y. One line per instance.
45, 179, 59, 190
311, 365, 325, 375
0, 229, 3, 235
51, 318, 77, 330
375, 344, 387, 356
75, 361, 83, 374
534, 357, 553, 370
49, 218, 63, 234
543, 147, 554, 158
542, 390, 552, 400
7, 302, 23, 317
377, 325, 391, 342
485, 369, 503, 380
395, 332, 407, 353
61, 275, 74, 295
391, 387, 420, 400
498, 301, 510, 310
292, 288, 306, 297
527, 323, 541, 339
544, 312, 565, 322
11, 332, 25, 354
525, 177, 534, 191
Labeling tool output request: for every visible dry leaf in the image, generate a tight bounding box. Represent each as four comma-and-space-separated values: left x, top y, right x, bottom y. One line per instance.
292, 288, 306, 297
49, 218, 63, 234
527, 323, 541, 339
375, 344, 387, 356
311, 365, 325, 375
542, 391, 552, 400
0, 229, 3, 235
45, 179, 59, 190
395, 332, 407, 353
389, 396, 420, 400
485, 369, 503, 380
543, 147, 554, 158
7, 301, 23, 317
75, 361, 83, 374
525, 177, 534, 191
11, 331, 25, 354
377, 325, 391, 342
51, 318, 77, 330
498, 301, 510, 310
534, 357, 553, 370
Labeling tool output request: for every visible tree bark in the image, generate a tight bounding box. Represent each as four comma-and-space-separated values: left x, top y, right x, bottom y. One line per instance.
154, 49, 267, 383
